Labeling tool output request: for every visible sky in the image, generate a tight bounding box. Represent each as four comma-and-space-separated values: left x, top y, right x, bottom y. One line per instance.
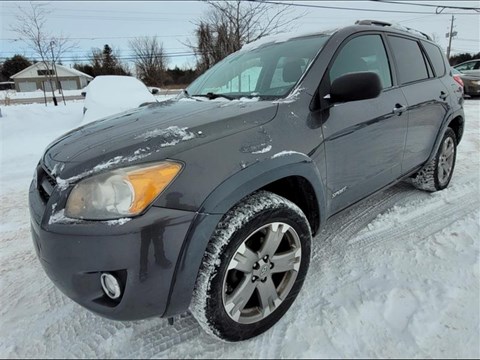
1, 0, 479, 71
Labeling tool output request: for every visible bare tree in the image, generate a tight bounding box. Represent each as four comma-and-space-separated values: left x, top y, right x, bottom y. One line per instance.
129, 36, 168, 86
190, 0, 303, 72
11, 2, 76, 105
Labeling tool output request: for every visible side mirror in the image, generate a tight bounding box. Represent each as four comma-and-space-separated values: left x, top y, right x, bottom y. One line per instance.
329, 72, 382, 103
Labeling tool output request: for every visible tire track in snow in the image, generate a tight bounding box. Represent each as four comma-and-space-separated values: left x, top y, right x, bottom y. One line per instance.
348, 189, 479, 250
126, 314, 201, 359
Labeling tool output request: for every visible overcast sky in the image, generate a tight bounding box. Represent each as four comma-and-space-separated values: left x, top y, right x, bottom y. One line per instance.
1, 1, 479, 70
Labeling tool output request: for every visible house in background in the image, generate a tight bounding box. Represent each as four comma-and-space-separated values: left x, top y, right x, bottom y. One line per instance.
10, 62, 93, 92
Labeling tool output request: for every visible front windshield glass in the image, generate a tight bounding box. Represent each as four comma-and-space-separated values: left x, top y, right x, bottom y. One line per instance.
187, 34, 330, 99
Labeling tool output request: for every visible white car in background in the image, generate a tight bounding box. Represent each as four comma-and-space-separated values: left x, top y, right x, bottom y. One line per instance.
453, 59, 480, 77
81, 75, 157, 124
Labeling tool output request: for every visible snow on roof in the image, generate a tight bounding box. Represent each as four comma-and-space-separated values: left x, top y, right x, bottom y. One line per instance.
10, 63, 93, 79
62, 66, 93, 79
240, 29, 335, 52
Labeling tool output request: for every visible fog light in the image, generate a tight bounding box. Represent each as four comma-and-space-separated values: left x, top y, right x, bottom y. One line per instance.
100, 273, 121, 299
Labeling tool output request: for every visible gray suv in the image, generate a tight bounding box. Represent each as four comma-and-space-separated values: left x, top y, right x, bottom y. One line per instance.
29, 20, 464, 341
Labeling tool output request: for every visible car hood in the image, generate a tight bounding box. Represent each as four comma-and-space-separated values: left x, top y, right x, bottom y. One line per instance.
43, 98, 278, 181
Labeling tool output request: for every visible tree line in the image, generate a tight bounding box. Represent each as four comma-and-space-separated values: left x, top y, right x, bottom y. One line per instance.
449, 52, 480, 66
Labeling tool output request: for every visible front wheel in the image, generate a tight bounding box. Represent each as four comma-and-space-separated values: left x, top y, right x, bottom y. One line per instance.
411, 128, 457, 192
191, 191, 311, 341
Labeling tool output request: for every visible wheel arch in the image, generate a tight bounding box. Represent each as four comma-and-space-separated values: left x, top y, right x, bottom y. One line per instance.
163, 153, 326, 317
448, 115, 464, 144
427, 109, 464, 164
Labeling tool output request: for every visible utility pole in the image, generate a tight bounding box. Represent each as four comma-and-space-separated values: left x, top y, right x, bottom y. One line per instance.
446, 15, 456, 60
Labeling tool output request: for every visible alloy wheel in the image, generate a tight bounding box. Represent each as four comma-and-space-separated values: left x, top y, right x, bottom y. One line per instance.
222, 222, 302, 324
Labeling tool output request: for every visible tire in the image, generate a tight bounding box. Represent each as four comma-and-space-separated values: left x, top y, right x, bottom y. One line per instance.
411, 128, 457, 192
190, 190, 312, 342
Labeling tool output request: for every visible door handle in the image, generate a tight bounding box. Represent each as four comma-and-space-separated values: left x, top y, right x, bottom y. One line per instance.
440, 91, 449, 100
393, 103, 407, 115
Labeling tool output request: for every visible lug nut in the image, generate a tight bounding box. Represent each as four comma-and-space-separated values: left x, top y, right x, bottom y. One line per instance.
270, 263, 274, 269
263, 255, 269, 261
253, 263, 259, 270
252, 276, 258, 282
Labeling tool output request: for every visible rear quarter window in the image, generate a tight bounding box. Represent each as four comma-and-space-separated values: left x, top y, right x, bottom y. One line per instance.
422, 41, 446, 77
388, 35, 429, 84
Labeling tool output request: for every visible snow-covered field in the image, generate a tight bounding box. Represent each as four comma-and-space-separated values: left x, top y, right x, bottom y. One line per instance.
0, 100, 479, 358
0, 88, 84, 100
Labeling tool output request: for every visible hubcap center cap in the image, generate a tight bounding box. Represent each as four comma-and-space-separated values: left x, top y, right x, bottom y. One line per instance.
253, 258, 272, 280
260, 265, 269, 277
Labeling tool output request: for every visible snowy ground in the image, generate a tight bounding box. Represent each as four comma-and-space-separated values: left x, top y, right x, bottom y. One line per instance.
0, 88, 84, 100
0, 100, 479, 358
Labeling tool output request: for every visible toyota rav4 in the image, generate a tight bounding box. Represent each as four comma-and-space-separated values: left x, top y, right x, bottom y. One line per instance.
29, 20, 464, 341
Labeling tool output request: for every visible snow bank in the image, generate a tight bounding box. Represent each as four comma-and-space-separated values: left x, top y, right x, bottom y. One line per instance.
0, 101, 84, 193
81, 76, 156, 124
0, 89, 84, 100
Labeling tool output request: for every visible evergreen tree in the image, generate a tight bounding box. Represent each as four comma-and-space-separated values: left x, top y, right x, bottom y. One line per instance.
90, 44, 130, 76
1, 54, 32, 79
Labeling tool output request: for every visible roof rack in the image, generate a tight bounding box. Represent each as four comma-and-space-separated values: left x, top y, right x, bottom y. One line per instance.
355, 19, 431, 40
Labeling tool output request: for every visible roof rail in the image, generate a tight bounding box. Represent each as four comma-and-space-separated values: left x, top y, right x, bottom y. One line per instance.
355, 19, 431, 40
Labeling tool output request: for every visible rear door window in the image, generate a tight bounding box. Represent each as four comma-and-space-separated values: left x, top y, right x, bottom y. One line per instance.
422, 41, 446, 77
388, 36, 429, 84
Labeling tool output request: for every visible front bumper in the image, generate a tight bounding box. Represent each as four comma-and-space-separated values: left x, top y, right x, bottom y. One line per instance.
29, 178, 196, 321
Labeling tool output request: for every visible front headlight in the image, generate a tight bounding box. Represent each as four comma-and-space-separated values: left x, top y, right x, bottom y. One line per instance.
65, 161, 182, 220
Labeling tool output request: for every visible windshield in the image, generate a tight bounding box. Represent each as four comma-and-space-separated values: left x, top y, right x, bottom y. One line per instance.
187, 34, 330, 100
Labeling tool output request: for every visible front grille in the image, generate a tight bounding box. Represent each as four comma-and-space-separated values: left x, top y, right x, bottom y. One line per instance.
45, 171, 57, 187
38, 185, 50, 202
37, 166, 57, 202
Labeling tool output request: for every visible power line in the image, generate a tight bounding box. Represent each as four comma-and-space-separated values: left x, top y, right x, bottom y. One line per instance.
371, 1, 480, 11
456, 38, 480, 42
0, 47, 191, 55
255, 0, 480, 15
0, 52, 200, 62
0, 34, 193, 41
397, 14, 439, 23
1, 11, 197, 22
1, 4, 201, 17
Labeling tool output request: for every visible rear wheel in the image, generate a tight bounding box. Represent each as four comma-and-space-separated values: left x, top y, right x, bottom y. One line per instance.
411, 128, 457, 192
191, 191, 311, 341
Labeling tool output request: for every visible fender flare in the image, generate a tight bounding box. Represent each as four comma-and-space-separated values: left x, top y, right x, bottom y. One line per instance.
163, 153, 327, 317
426, 108, 464, 164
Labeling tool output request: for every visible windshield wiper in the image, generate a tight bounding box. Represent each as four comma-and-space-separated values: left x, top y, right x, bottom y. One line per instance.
191, 92, 235, 100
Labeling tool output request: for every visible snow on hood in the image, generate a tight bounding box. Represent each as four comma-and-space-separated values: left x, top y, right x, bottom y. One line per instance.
81, 75, 156, 125
43, 99, 278, 181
